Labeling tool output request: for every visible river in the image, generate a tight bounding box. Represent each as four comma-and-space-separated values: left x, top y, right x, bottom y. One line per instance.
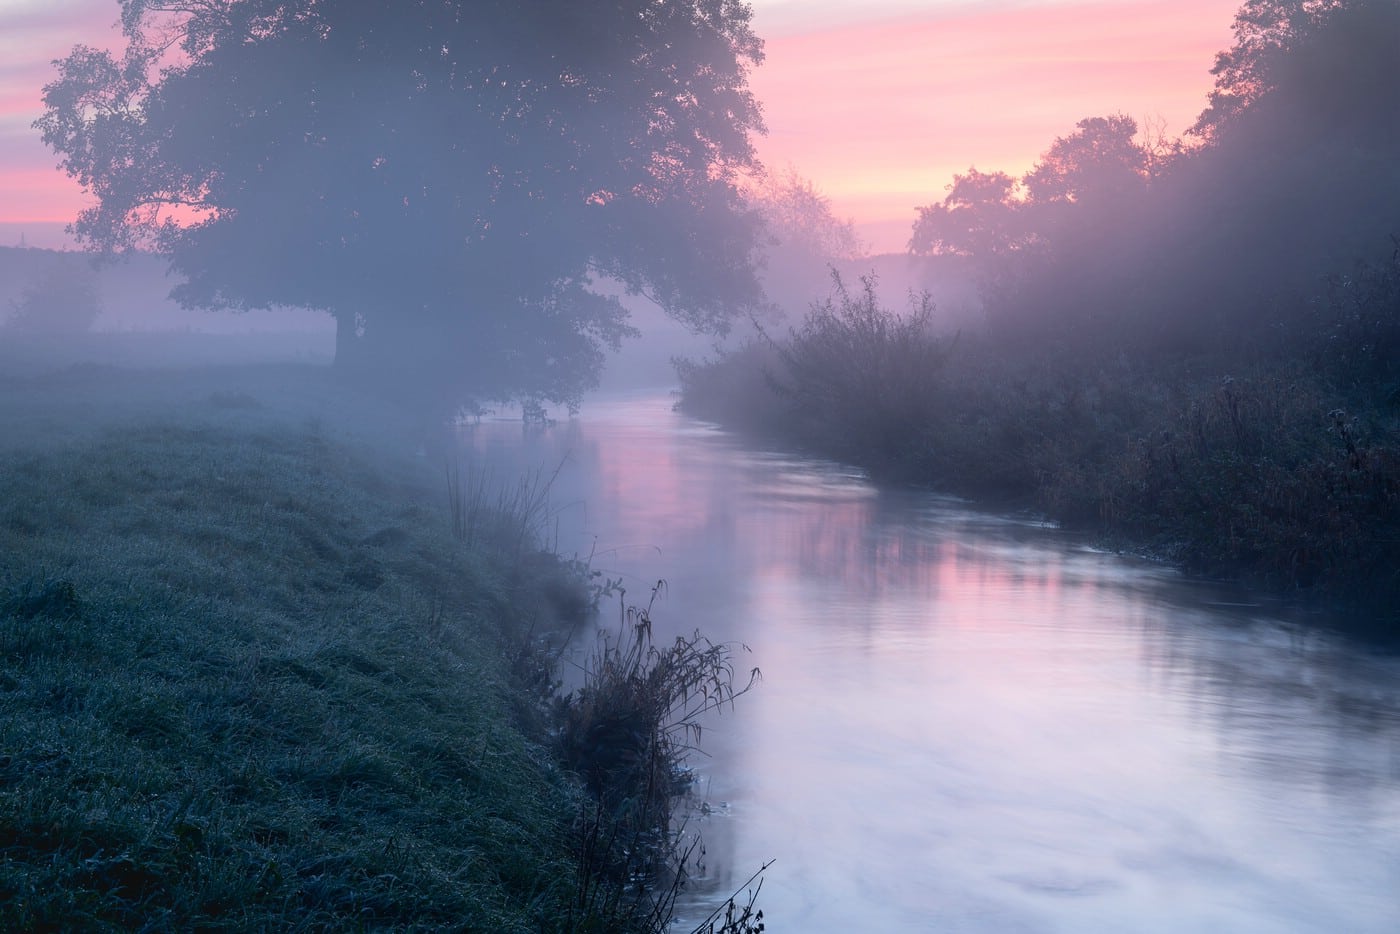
457, 393, 1400, 933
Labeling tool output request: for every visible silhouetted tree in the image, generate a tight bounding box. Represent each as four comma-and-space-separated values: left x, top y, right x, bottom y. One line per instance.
1160, 0, 1400, 349
1022, 114, 1148, 208
3, 263, 102, 335
1191, 0, 1345, 140
753, 165, 861, 262
909, 116, 1157, 340
909, 168, 1025, 259
1193, 0, 1400, 149
748, 165, 861, 316
36, 0, 768, 411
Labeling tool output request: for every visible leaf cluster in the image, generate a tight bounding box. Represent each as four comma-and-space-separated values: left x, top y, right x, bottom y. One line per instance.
36, 0, 771, 411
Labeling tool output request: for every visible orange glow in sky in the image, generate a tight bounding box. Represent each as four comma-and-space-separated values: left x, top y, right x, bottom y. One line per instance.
0, 0, 1240, 252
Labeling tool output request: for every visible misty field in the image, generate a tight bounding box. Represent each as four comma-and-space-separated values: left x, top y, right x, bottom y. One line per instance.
0, 355, 731, 930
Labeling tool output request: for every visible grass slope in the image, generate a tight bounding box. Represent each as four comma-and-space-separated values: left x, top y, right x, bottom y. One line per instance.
0, 359, 596, 930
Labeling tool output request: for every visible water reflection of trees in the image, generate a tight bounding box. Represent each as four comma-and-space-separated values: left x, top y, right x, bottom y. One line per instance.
462, 399, 1400, 814
1137, 610, 1400, 802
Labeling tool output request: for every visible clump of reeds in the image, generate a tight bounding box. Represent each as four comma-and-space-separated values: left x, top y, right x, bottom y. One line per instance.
446, 455, 565, 558
556, 581, 762, 930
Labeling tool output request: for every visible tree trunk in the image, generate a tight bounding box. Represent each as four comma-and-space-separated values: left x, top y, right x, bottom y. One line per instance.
333, 310, 366, 374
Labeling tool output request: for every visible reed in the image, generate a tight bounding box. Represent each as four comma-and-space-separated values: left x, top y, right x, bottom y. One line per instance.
555, 582, 763, 931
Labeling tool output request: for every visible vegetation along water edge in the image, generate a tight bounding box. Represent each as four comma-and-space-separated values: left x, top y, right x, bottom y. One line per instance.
679, 0, 1400, 639
676, 265, 1399, 639
0, 356, 762, 932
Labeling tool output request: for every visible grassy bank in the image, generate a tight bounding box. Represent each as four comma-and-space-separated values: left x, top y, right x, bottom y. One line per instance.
0, 352, 670, 929
676, 275, 1400, 635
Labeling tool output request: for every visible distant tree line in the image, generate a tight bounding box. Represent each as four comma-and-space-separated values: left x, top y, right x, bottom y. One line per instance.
910, 0, 1400, 364
0, 250, 101, 335
678, 0, 1400, 625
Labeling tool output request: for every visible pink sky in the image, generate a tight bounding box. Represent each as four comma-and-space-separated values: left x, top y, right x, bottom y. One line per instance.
0, 0, 1240, 253
748, 0, 1240, 251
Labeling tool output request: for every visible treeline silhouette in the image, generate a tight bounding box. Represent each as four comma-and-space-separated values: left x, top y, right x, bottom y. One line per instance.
678, 0, 1400, 631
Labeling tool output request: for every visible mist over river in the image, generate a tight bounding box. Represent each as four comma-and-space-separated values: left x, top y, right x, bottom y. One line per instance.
458, 393, 1400, 933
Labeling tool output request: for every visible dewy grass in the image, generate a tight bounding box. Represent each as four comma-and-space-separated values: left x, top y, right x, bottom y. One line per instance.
447, 455, 568, 558
0, 361, 638, 930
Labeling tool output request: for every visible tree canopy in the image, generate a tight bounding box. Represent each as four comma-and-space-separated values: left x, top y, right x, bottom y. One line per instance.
744, 165, 861, 317
1021, 115, 1148, 208
908, 0, 1400, 352
751, 166, 860, 263
37, 0, 769, 411
909, 168, 1024, 259
1191, 0, 1345, 139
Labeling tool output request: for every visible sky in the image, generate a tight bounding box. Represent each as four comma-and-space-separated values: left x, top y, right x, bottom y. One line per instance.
0, 0, 1241, 253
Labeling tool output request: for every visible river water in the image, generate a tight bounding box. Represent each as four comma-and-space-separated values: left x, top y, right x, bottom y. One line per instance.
457, 393, 1400, 933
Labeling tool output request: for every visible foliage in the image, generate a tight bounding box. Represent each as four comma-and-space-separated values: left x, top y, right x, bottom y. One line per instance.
679, 271, 957, 472
751, 165, 861, 262
4, 263, 102, 334
689, 885, 767, 934
446, 457, 568, 560
1087, 375, 1400, 600
1314, 244, 1400, 387
555, 583, 761, 930
766, 272, 954, 473
36, 0, 769, 413
674, 338, 790, 433
906, 0, 1400, 358
675, 271, 1400, 631
1152, 0, 1400, 348
1191, 0, 1347, 139
910, 168, 1026, 259
1022, 114, 1149, 208
747, 165, 863, 319
910, 114, 1151, 264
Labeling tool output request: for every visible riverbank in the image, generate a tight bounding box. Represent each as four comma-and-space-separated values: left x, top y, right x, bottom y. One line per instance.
675, 276, 1400, 637
0, 354, 640, 929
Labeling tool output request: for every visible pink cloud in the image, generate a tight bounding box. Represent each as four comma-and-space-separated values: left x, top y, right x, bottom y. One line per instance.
0, 1, 122, 229
1, 0, 1245, 253
751, 0, 1241, 250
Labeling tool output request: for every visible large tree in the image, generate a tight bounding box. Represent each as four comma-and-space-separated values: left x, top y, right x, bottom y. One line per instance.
1190, 0, 1346, 139
1172, 0, 1400, 337
909, 168, 1025, 260
37, 0, 768, 410
747, 165, 861, 317
1021, 114, 1148, 208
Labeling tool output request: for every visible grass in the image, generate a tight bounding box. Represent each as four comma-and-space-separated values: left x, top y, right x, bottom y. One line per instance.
0, 336, 767, 930
0, 349, 644, 930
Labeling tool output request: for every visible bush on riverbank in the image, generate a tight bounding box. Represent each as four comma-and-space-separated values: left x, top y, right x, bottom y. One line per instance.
0, 360, 757, 930
679, 273, 955, 480
555, 583, 761, 929
676, 270, 1400, 630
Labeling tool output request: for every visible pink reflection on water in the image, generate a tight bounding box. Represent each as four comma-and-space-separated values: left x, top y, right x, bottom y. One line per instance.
460, 395, 1400, 934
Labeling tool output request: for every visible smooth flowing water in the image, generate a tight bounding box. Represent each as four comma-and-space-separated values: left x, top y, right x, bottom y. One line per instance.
458, 394, 1400, 933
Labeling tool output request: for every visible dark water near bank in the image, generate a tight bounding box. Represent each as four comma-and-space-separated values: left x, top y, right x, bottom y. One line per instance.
458, 394, 1400, 933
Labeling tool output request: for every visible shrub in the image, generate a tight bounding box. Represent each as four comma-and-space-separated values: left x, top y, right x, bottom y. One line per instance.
674, 339, 788, 431
4, 263, 102, 334
556, 582, 760, 930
